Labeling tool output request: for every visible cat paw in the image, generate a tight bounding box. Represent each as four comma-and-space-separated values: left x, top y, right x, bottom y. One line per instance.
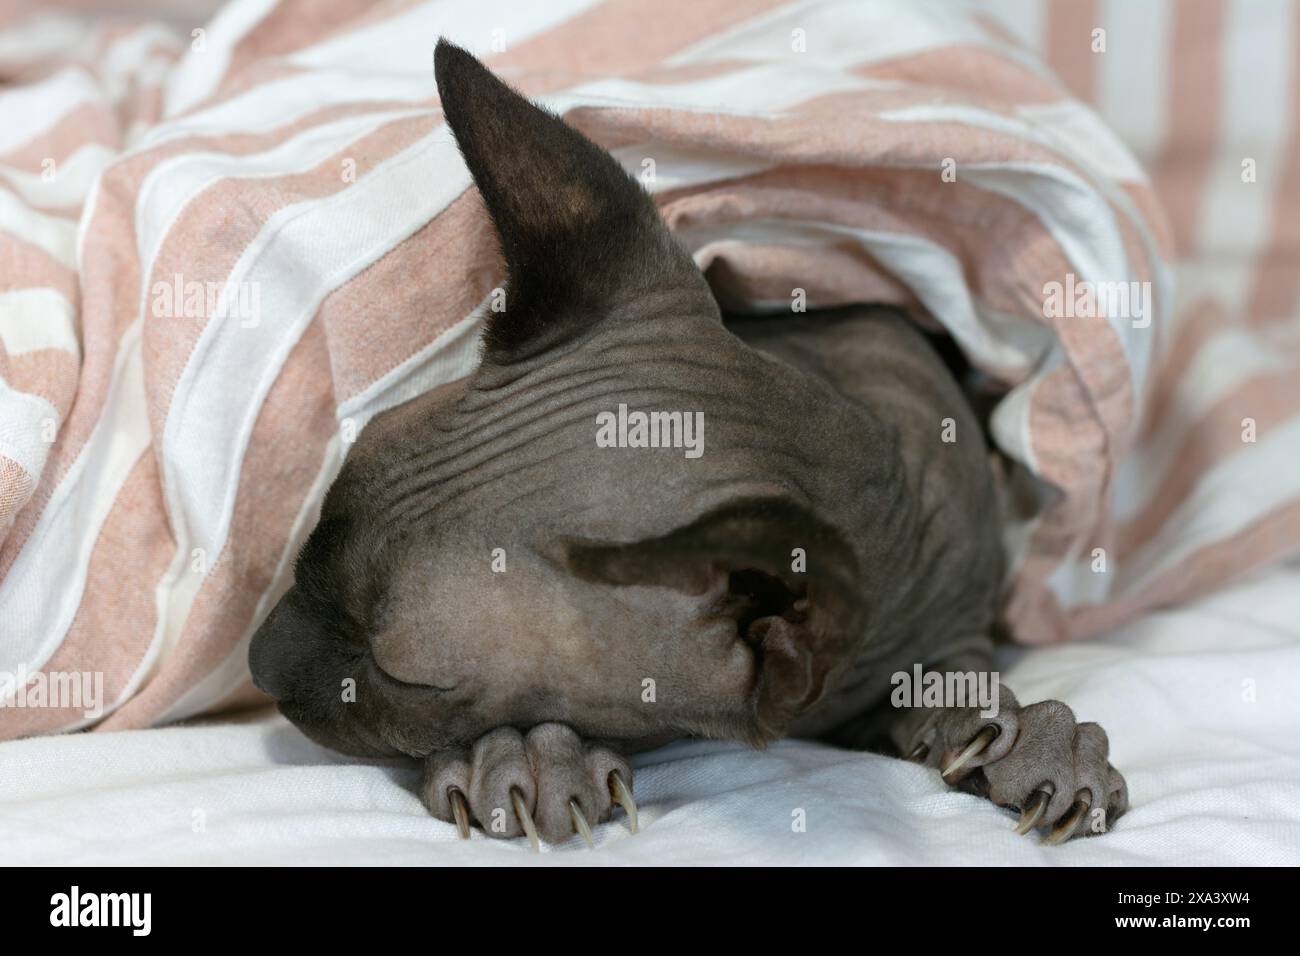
420, 723, 637, 849
906, 699, 1128, 843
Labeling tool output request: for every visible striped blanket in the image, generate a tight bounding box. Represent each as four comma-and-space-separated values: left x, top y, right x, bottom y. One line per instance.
1, 0, 1296, 738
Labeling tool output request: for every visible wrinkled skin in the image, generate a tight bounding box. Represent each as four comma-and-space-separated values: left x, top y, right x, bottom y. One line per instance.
249, 40, 1127, 847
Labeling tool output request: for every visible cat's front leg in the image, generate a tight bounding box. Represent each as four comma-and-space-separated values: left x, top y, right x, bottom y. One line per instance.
871, 652, 1129, 843
420, 723, 638, 849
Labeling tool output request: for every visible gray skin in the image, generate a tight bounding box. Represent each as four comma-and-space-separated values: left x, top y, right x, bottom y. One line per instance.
248, 40, 1128, 846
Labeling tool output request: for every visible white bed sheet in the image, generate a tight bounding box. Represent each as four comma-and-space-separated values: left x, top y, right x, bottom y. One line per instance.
3, 557, 1298, 866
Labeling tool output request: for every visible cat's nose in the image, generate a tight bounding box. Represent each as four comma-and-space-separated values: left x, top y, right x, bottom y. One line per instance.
248, 594, 306, 701
248, 618, 290, 700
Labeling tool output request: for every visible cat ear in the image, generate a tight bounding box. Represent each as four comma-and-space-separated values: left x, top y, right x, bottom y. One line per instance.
434, 39, 708, 363
560, 498, 865, 741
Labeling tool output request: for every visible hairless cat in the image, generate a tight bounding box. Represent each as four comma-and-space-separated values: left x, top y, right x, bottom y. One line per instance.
249, 40, 1128, 850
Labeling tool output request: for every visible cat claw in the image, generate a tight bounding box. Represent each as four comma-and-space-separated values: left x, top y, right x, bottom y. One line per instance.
919, 700, 1125, 845
569, 799, 595, 847
907, 742, 930, 763
1014, 784, 1054, 835
1045, 793, 1091, 845
510, 787, 541, 852
609, 769, 639, 833
941, 724, 999, 779
448, 787, 472, 840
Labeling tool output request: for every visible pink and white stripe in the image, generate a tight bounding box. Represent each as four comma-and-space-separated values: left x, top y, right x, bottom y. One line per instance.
0, 0, 1295, 739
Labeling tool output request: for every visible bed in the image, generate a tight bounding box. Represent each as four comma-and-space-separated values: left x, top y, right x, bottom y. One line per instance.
4, 555, 1297, 865
3, 0, 1299, 866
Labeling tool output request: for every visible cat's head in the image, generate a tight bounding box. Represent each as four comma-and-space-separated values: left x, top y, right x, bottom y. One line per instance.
249, 41, 902, 758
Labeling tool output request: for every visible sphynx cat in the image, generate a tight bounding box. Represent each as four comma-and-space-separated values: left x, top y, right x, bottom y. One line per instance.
249, 40, 1128, 849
